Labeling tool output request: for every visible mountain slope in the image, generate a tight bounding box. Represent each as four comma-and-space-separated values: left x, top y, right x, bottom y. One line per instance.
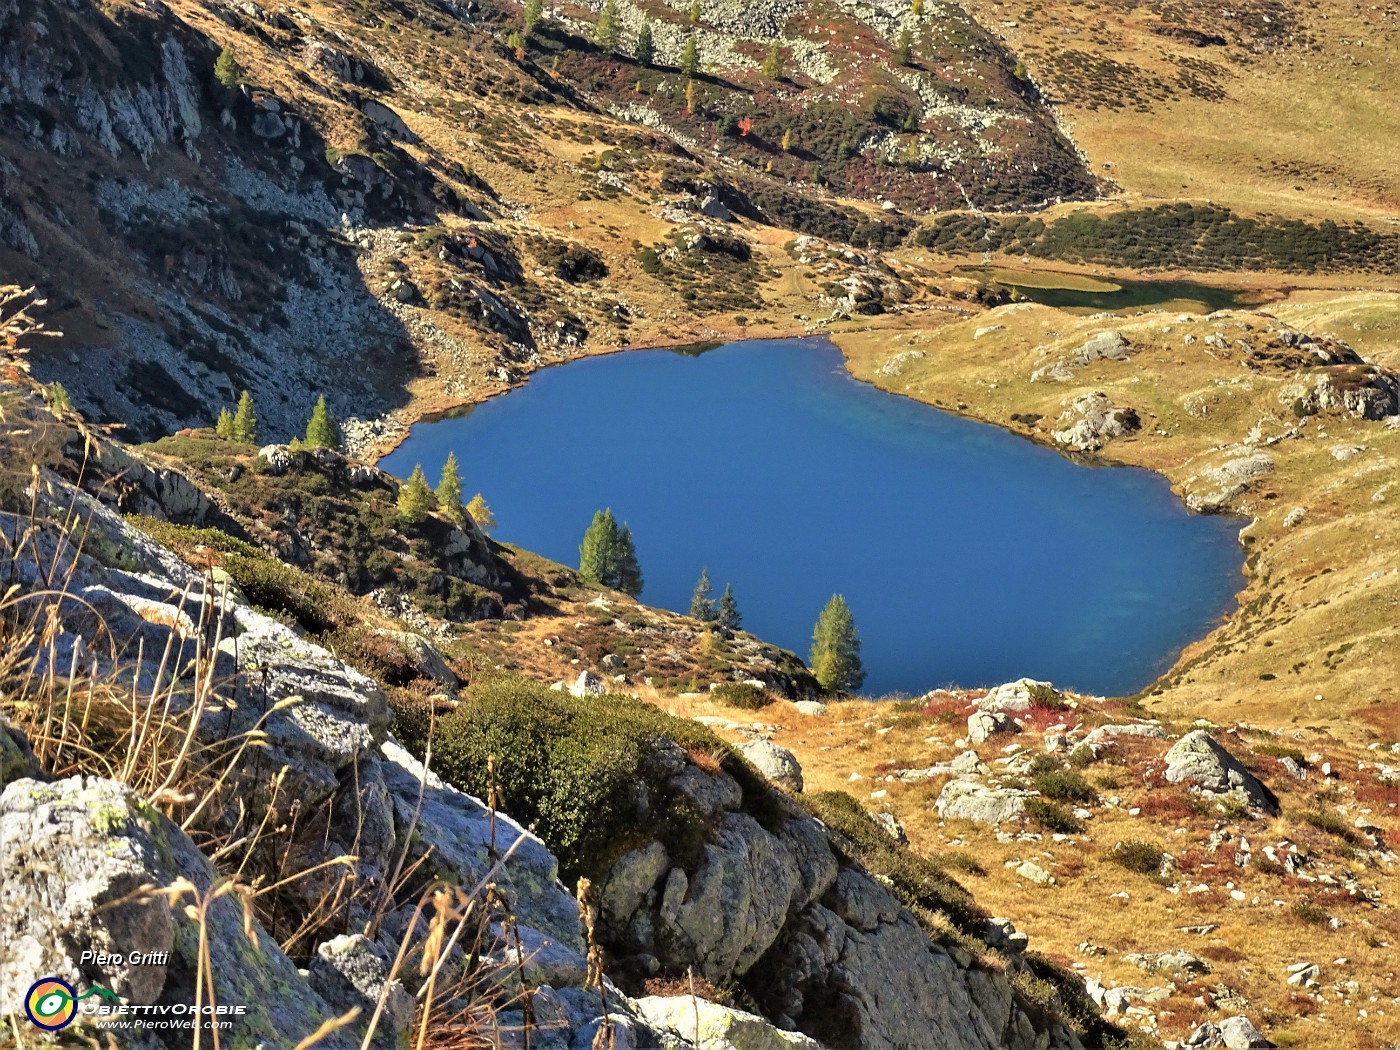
0, 0, 1093, 442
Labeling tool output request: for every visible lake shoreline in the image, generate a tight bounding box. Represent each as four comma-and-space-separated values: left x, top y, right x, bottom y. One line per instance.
380, 336, 1247, 698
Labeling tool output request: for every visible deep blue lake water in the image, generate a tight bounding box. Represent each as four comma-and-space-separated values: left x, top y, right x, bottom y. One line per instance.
382, 338, 1244, 697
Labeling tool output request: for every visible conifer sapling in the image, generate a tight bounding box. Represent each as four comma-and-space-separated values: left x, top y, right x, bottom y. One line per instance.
304, 395, 340, 450
398, 464, 436, 524
231, 390, 258, 445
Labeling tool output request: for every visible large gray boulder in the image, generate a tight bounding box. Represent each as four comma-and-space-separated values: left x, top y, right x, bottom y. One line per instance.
375, 628, 459, 689
1163, 731, 1279, 814
1052, 392, 1141, 452
935, 779, 1030, 825
632, 995, 823, 1049
736, 739, 804, 792
0, 775, 360, 1048
1072, 330, 1130, 365
1306, 368, 1400, 420
1081, 723, 1168, 747
307, 935, 415, 1050
968, 710, 1017, 744
977, 678, 1057, 713
1186, 1015, 1275, 1048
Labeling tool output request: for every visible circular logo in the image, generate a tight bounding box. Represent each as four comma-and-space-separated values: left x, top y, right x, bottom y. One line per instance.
25, 977, 77, 1030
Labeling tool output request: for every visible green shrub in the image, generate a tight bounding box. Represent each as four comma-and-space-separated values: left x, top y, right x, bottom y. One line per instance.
1034, 769, 1094, 803
1026, 799, 1082, 833
1026, 683, 1070, 710
417, 676, 777, 884
1256, 743, 1307, 764
1302, 809, 1359, 845
1292, 900, 1327, 926
1110, 840, 1164, 875
1067, 745, 1096, 768
129, 517, 351, 634
1027, 753, 1062, 776
712, 682, 771, 710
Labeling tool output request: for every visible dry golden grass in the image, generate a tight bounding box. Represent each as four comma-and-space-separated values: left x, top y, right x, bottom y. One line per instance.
962, 0, 1400, 220
665, 688, 1400, 1049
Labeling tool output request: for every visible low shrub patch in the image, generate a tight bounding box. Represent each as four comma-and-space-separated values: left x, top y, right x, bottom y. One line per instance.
1034, 769, 1094, 803
1301, 809, 1360, 845
413, 675, 776, 884
1110, 839, 1164, 876
1026, 799, 1083, 833
712, 682, 772, 710
1292, 900, 1328, 926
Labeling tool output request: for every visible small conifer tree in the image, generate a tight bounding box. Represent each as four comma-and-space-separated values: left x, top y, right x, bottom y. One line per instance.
635, 21, 655, 66
215, 407, 234, 439
594, 0, 621, 51
398, 464, 436, 524
688, 0, 700, 21
579, 508, 619, 584
761, 41, 782, 79
716, 583, 741, 629
781, 127, 794, 152
685, 78, 697, 115
911, 0, 924, 14
688, 568, 717, 621
895, 30, 913, 66
231, 390, 258, 445
304, 395, 341, 450
214, 47, 245, 91
680, 36, 700, 77
465, 493, 496, 535
436, 452, 464, 523
615, 525, 643, 597
578, 509, 642, 595
810, 594, 864, 693
523, 0, 544, 31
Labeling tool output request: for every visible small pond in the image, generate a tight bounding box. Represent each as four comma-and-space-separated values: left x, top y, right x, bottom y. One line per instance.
957, 265, 1269, 314
383, 338, 1244, 697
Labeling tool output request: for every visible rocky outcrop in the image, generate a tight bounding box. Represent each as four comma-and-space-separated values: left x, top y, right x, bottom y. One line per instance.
0, 775, 373, 1049
1031, 330, 1130, 382
1186, 1015, 1275, 1048
1052, 392, 1141, 452
977, 677, 1059, 713
736, 738, 804, 792
968, 709, 1017, 744
375, 628, 459, 689
1164, 731, 1279, 814
1184, 448, 1275, 512
85, 440, 221, 525
1292, 367, 1400, 420
632, 995, 824, 1049
1081, 723, 1168, 748
594, 755, 1082, 1049
935, 778, 1031, 825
